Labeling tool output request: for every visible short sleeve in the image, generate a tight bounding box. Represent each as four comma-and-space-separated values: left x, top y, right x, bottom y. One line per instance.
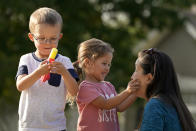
62, 56, 74, 69
77, 83, 100, 104
140, 99, 164, 131
62, 56, 79, 81
105, 81, 117, 95
15, 55, 29, 79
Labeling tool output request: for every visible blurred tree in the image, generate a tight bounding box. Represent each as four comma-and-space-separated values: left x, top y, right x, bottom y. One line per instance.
0, 0, 195, 105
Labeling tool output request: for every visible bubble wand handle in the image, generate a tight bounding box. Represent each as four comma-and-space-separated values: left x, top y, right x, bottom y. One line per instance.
41, 48, 58, 82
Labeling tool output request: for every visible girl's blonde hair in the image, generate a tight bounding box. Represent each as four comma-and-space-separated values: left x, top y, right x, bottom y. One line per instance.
73, 38, 114, 81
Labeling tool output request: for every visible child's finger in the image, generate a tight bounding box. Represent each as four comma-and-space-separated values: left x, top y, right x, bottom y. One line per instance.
128, 82, 140, 91
51, 61, 61, 65
133, 82, 140, 87
132, 79, 139, 84
128, 80, 138, 87
50, 67, 57, 73
41, 60, 48, 65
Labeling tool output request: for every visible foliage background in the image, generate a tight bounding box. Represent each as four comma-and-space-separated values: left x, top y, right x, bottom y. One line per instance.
0, 0, 195, 129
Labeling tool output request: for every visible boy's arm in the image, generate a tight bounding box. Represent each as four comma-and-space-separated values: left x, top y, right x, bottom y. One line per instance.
50, 61, 78, 96
16, 70, 42, 91
62, 69, 78, 96
16, 61, 50, 92
116, 94, 137, 112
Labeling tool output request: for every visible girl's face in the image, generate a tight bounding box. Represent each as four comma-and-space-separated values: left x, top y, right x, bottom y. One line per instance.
28, 23, 62, 59
131, 58, 153, 100
85, 52, 113, 82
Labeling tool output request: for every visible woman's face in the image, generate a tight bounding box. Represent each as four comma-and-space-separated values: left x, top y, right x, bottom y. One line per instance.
131, 58, 153, 100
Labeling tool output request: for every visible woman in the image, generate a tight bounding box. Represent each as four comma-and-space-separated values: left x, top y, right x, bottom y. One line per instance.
131, 48, 195, 131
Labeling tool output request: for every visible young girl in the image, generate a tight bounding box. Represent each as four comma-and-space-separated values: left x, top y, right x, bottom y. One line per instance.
74, 38, 139, 131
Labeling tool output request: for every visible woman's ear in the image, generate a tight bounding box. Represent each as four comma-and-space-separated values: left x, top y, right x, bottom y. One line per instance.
146, 73, 153, 84
28, 33, 34, 42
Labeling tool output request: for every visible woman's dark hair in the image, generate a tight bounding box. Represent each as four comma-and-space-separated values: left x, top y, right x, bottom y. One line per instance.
138, 48, 195, 131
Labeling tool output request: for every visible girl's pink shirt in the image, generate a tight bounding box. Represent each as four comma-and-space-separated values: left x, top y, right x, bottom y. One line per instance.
76, 80, 120, 131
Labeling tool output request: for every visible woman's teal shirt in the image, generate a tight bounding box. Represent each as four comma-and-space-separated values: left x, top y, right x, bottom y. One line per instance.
140, 98, 182, 131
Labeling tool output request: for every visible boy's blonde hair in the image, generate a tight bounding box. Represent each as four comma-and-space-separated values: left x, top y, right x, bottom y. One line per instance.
29, 7, 63, 33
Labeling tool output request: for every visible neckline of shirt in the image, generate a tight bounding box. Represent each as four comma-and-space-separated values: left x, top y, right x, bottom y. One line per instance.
83, 80, 106, 85
32, 52, 59, 62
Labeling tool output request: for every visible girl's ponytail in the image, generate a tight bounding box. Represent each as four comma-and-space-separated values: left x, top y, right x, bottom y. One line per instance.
73, 61, 84, 83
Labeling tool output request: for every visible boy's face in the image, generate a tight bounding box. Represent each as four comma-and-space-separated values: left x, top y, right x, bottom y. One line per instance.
28, 23, 62, 59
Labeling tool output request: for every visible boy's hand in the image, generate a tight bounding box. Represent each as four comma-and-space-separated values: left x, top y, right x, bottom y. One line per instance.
37, 60, 51, 76
126, 79, 140, 94
49, 61, 66, 75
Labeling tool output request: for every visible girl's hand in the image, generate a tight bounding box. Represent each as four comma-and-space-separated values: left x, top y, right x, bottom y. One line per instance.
49, 61, 66, 75
126, 79, 140, 94
38, 60, 50, 76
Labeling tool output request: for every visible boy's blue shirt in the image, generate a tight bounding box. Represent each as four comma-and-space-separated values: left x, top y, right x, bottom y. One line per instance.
140, 98, 182, 131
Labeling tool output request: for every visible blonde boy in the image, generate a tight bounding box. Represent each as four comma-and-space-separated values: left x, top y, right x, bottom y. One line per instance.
16, 7, 79, 131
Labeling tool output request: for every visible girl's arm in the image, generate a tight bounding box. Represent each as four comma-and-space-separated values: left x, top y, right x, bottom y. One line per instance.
16, 61, 49, 91
91, 80, 139, 110
116, 80, 140, 112
91, 89, 132, 110
116, 94, 137, 112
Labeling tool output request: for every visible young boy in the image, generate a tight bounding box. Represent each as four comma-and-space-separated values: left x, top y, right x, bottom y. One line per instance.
16, 7, 79, 131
